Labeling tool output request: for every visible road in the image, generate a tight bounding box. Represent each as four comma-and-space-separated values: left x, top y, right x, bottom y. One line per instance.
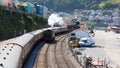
78, 30, 120, 67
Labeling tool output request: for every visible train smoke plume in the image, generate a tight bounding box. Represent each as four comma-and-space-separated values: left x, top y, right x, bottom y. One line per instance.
48, 13, 65, 27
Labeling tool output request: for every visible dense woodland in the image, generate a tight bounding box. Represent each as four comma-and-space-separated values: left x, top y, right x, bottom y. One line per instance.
21, 0, 120, 12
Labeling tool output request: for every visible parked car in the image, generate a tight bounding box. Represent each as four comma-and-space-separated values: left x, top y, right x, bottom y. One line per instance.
78, 37, 94, 46
70, 32, 76, 37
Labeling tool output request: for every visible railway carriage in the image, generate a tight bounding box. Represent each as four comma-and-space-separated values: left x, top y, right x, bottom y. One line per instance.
0, 26, 78, 68
0, 30, 44, 68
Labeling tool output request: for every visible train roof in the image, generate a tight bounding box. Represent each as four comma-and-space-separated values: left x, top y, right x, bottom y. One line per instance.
11, 34, 34, 47
0, 44, 22, 68
30, 29, 43, 35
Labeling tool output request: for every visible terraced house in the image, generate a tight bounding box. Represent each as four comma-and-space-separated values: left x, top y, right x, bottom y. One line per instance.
0, 0, 19, 6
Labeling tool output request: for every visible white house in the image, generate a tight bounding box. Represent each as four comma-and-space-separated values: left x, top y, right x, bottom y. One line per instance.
0, 0, 5, 5
43, 6, 49, 19
89, 16, 94, 21
112, 12, 119, 17
98, 16, 104, 20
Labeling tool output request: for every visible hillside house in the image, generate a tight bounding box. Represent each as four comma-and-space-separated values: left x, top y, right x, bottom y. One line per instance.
0, 0, 19, 7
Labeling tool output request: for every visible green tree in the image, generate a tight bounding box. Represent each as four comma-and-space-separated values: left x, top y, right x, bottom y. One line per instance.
90, 24, 95, 29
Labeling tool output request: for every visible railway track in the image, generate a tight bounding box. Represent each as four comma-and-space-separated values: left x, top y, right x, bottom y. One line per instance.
33, 34, 78, 68
54, 35, 70, 68
33, 42, 49, 68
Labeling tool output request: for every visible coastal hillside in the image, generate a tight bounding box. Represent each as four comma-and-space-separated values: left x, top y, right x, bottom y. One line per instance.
21, 0, 120, 12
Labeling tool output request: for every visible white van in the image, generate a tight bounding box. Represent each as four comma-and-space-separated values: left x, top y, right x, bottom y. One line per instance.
78, 37, 94, 46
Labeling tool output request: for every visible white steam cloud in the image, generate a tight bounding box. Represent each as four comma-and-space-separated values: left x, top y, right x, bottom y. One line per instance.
48, 13, 65, 27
